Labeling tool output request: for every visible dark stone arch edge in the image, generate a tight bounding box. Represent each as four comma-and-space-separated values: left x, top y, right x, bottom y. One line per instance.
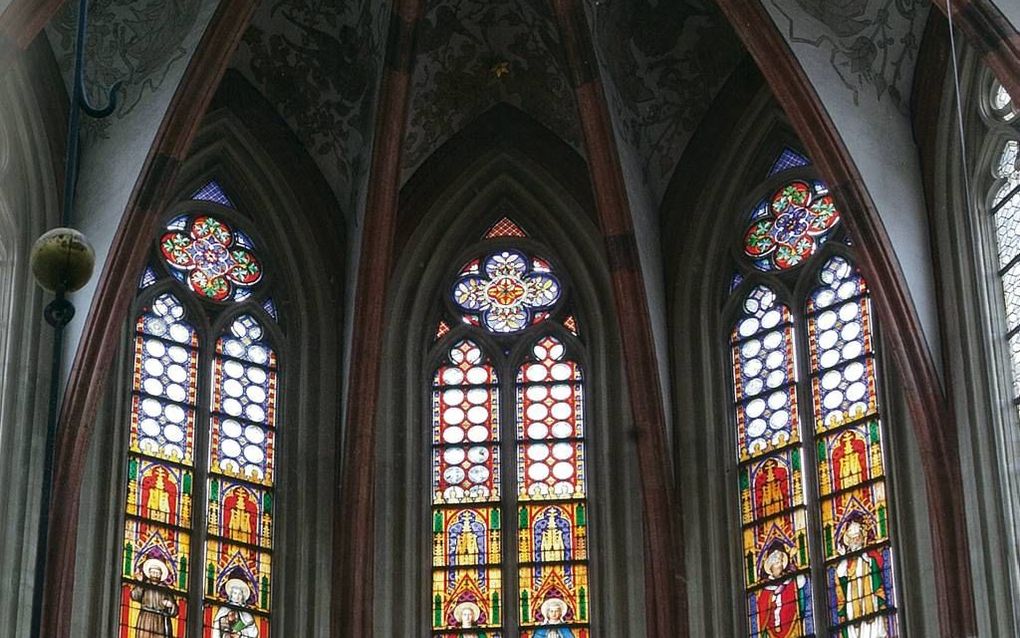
932, 0, 1020, 103
713, 0, 977, 636
332, 1, 425, 637
548, 1, 688, 637
0, 0, 64, 70
40, 2, 258, 636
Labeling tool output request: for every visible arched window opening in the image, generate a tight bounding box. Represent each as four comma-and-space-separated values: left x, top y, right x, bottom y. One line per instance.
983, 83, 1020, 408
430, 220, 591, 638
730, 154, 900, 638
118, 183, 278, 638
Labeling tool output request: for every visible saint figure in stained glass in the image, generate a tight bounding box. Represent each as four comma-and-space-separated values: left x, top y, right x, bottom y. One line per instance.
532, 598, 575, 637
752, 543, 810, 638
130, 558, 179, 638
830, 515, 892, 637
210, 579, 259, 637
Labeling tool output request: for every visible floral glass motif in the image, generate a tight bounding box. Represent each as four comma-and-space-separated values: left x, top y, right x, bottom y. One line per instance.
452, 250, 561, 334
744, 180, 841, 272
120, 293, 198, 638
160, 215, 263, 302
204, 314, 277, 637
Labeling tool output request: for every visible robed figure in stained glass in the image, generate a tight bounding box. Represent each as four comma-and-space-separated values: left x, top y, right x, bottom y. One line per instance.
533, 598, 575, 638
834, 515, 887, 638
130, 558, 179, 638
211, 579, 259, 637
754, 544, 807, 638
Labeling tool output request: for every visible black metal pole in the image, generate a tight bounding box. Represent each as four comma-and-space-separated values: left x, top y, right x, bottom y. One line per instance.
28, 293, 73, 638
27, 0, 119, 632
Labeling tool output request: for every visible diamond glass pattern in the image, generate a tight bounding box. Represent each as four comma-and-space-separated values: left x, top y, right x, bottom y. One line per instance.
767, 147, 811, 177
484, 216, 528, 239
191, 179, 235, 208
452, 250, 561, 334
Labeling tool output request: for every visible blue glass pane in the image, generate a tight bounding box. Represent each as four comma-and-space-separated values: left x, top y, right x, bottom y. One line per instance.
139, 266, 159, 290
192, 180, 235, 208
768, 148, 811, 177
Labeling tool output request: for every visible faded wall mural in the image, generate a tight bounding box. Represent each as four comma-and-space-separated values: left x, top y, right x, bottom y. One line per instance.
769, 0, 929, 113
584, 0, 743, 202
401, 0, 583, 181
232, 0, 388, 212
46, 0, 203, 140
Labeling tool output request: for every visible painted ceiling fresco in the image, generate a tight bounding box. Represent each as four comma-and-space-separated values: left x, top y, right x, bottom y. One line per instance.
768, 0, 929, 113
585, 0, 745, 204
46, 0, 203, 140
400, 0, 583, 182
231, 0, 388, 212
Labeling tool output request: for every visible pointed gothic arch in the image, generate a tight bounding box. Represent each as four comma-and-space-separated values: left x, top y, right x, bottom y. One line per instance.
61, 92, 345, 635
375, 117, 647, 635
665, 87, 943, 636
927, 42, 1020, 635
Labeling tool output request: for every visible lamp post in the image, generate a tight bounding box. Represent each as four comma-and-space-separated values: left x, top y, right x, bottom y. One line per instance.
27, 0, 119, 635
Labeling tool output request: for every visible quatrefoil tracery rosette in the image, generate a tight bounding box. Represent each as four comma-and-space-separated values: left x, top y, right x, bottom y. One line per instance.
452, 250, 562, 334
159, 215, 263, 302
743, 180, 841, 271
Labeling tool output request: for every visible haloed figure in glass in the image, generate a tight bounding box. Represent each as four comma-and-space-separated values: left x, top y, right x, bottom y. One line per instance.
212, 579, 259, 638
131, 558, 179, 638
534, 598, 574, 638
755, 544, 806, 638
834, 516, 887, 638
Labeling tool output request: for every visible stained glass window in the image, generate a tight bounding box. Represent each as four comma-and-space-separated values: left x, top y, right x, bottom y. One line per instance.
203, 315, 276, 637
987, 88, 1020, 414
768, 148, 811, 177
730, 183, 899, 637
120, 185, 278, 638
120, 293, 198, 637
160, 215, 263, 302
743, 180, 841, 272
452, 250, 562, 334
192, 180, 236, 208
430, 219, 590, 637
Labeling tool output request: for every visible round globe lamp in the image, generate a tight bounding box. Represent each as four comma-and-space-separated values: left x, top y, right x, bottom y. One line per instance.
30, 227, 95, 294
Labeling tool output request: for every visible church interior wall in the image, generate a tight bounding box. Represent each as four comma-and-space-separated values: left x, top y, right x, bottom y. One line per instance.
0, 1, 1017, 636
0, 37, 64, 638
927, 42, 1020, 636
